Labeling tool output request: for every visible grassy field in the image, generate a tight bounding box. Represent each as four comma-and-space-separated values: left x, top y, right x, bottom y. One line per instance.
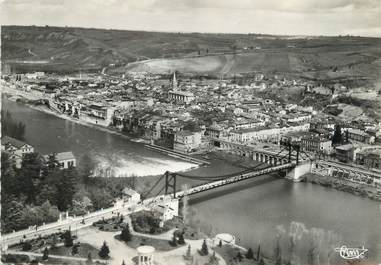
49, 243, 100, 259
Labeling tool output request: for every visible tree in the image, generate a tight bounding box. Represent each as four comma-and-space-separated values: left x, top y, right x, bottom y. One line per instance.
80, 154, 95, 183
121, 260, 126, 265
120, 224, 132, 242
71, 244, 79, 255
200, 239, 209, 256
42, 247, 49, 260
51, 234, 58, 249
22, 242, 32, 251
207, 251, 219, 265
1, 196, 25, 232
36, 185, 58, 206
236, 252, 243, 262
274, 240, 282, 265
98, 241, 110, 259
258, 258, 265, 265
39, 200, 60, 223
86, 252, 93, 265
184, 244, 192, 260
246, 247, 254, 259
63, 230, 74, 247
218, 240, 222, 248
56, 169, 77, 211
71, 196, 93, 216
257, 244, 261, 261
178, 233, 186, 245
170, 233, 177, 247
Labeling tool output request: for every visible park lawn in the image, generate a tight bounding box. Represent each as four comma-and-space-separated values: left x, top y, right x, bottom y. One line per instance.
115, 234, 185, 252
49, 243, 100, 259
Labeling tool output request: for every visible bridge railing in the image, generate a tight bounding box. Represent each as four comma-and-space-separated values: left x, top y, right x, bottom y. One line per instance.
179, 163, 294, 197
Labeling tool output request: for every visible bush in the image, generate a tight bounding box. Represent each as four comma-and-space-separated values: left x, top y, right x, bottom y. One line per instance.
22, 242, 32, 251
63, 230, 73, 247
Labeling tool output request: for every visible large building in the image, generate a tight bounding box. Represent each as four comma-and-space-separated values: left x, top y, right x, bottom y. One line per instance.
300, 135, 333, 155
335, 144, 354, 163
1, 136, 34, 168
173, 130, 202, 153
229, 123, 310, 143
346, 128, 375, 144
355, 149, 381, 169
168, 72, 194, 103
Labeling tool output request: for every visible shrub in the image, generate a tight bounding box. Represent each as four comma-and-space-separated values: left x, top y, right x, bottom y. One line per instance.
22, 242, 32, 251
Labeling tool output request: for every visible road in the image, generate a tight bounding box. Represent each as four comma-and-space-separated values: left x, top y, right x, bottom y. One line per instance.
1, 200, 149, 248
6, 250, 104, 263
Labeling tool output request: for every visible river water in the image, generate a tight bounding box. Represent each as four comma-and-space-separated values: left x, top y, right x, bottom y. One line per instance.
2, 97, 381, 264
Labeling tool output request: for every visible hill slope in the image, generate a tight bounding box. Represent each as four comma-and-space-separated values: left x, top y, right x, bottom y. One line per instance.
2, 25, 381, 84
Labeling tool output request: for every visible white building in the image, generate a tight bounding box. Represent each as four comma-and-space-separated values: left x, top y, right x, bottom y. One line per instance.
153, 198, 179, 225
174, 130, 202, 153
43, 151, 76, 169
229, 123, 310, 143
1, 136, 34, 168
121, 188, 141, 204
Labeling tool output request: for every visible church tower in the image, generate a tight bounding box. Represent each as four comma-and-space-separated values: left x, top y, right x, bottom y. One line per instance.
172, 72, 178, 91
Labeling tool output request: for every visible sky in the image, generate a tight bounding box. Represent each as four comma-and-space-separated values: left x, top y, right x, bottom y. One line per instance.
1, 0, 381, 37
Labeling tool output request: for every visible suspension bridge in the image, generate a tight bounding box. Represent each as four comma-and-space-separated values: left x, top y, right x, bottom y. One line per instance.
141, 140, 310, 200
1, 141, 309, 249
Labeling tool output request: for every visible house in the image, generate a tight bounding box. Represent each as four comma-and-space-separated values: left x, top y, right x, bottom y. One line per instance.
43, 151, 76, 169
173, 130, 202, 153
86, 103, 116, 125
335, 144, 354, 163
121, 188, 141, 204
1, 136, 34, 168
153, 198, 179, 226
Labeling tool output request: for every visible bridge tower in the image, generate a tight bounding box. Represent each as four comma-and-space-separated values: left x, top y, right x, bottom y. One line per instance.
164, 171, 177, 198
282, 139, 301, 164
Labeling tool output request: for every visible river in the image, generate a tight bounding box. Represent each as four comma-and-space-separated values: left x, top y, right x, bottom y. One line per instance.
2, 97, 381, 264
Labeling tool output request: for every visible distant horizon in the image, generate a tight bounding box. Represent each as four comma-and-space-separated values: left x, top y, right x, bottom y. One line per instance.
1, 0, 380, 38
2, 23, 380, 39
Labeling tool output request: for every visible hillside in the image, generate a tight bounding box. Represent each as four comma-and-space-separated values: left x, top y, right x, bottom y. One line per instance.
2, 25, 381, 86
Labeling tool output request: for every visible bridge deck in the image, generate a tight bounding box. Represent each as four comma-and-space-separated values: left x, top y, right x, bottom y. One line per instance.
176, 163, 295, 197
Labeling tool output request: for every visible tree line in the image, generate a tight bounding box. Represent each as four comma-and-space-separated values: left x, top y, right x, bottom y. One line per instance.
1, 150, 124, 233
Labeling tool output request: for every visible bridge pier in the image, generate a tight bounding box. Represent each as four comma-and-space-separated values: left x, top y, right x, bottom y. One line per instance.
286, 161, 312, 182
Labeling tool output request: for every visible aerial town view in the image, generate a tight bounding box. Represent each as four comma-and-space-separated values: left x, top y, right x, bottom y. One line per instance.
1, 1, 381, 265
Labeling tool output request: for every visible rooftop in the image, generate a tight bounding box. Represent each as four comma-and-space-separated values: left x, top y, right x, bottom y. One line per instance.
43, 151, 75, 161
2, 136, 31, 149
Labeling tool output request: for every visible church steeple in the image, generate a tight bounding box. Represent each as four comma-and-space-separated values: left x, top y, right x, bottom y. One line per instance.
172, 72, 178, 90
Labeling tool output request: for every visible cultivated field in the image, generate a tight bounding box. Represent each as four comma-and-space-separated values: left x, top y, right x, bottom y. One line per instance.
2, 25, 381, 84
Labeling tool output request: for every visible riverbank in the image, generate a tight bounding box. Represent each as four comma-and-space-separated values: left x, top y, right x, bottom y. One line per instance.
4, 93, 150, 144
303, 173, 381, 201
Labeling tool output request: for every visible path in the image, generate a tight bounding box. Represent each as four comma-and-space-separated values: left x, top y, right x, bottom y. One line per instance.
125, 216, 176, 241
77, 227, 226, 265
6, 250, 104, 263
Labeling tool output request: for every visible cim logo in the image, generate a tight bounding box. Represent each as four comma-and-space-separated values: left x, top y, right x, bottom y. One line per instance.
334, 245, 368, 260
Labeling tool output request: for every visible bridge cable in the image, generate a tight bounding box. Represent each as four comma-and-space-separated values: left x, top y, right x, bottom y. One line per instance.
142, 174, 165, 199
